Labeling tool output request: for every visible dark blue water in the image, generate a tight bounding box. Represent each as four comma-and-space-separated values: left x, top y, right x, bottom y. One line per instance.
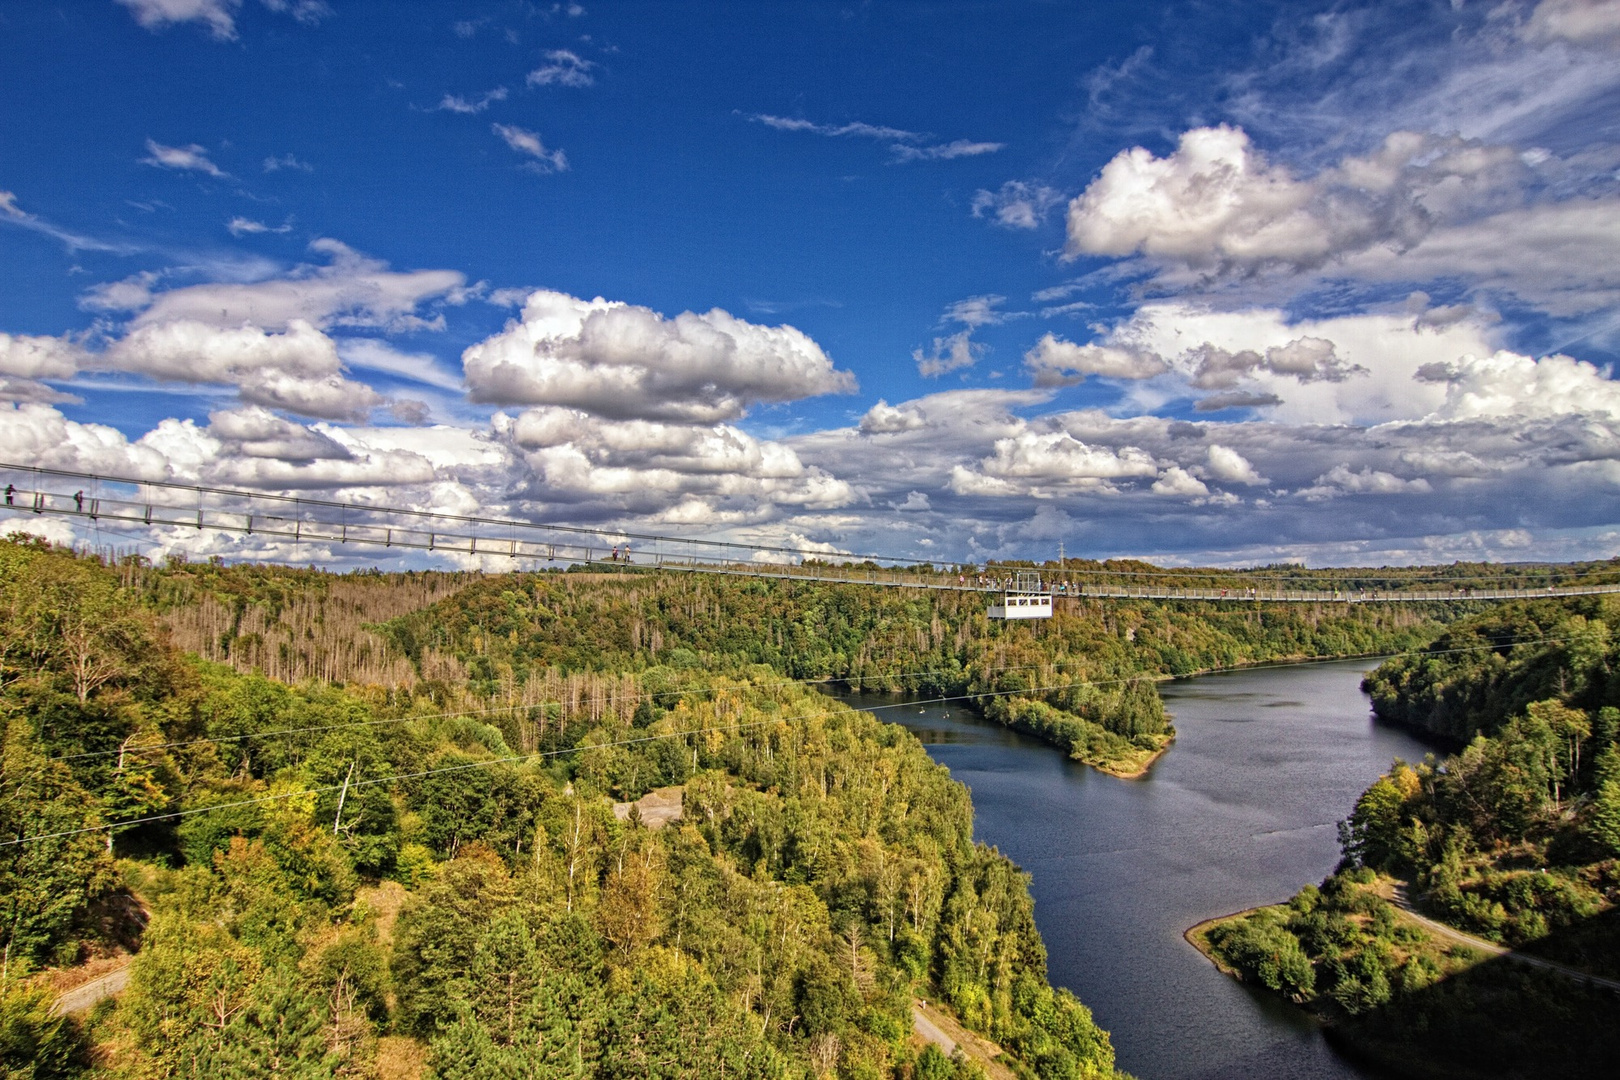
840, 660, 1434, 1080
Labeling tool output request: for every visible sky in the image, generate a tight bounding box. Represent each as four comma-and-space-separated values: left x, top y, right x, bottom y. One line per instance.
3, 0, 1620, 569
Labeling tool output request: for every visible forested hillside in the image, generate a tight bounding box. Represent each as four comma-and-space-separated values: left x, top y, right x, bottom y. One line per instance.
1199, 597, 1620, 1079
0, 539, 1120, 1079
376, 568, 1447, 776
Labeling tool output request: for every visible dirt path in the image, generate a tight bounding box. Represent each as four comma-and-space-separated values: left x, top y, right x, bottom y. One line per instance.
1389, 883, 1620, 995
51, 962, 131, 1017
910, 999, 1016, 1079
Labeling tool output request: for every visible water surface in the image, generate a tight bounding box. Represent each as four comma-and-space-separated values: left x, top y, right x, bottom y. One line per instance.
841, 660, 1435, 1080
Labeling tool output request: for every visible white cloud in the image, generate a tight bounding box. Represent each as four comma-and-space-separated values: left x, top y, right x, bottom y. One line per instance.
972, 181, 1066, 229
1022, 333, 1168, 386
965, 433, 1159, 488
141, 138, 230, 178
462, 289, 856, 422
1421, 349, 1620, 422
262, 152, 313, 173
891, 491, 931, 511
1151, 465, 1210, 497
338, 338, 465, 391
1205, 444, 1267, 485
115, 240, 465, 332
0, 333, 84, 380
1102, 303, 1497, 425
117, 0, 327, 39
1338, 198, 1620, 317
227, 216, 291, 237
98, 319, 384, 421
0, 378, 79, 405
890, 139, 1005, 162
526, 49, 595, 88
748, 114, 1003, 163
1188, 337, 1367, 389
1522, 0, 1620, 46
1302, 464, 1432, 498
1065, 125, 1522, 274
751, 115, 918, 141
942, 295, 1010, 328
117, 0, 240, 40
206, 405, 353, 461
506, 408, 855, 512
858, 399, 927, 434
914, 330, 982, 378
438, 87, 509, 114
0, 191, 132, 254
492, 124, 568, 172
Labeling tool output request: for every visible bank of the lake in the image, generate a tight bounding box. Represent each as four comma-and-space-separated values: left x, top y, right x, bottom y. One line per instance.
838, 658, 1436, 1080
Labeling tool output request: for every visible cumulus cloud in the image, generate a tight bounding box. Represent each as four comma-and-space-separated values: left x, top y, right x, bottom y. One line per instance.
1022, 333, 1168, 386
527, 50, 595, 88
103, 319, 383, 421
0, 333, 85, 380
972, 181, 1066, 229
914, 331, 982, 378
206, 405, 354, 461
1302, 464, 1432, 499
1151, 465, 1209, 497
859, 399, 927, 434
492, 124, 569, 172
1205, 444, 1267, 485
1421, 350, 1620, 421
505, 408, 854, 513
951, 431, 1159, 497
1189, 336, 1367, 389
141, 139, 230, 178
462, 289, 856, 422
1065, 125, 1522, 275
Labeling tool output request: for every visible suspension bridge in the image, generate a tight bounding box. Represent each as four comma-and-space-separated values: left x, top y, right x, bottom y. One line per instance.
4, 462, 1619, 606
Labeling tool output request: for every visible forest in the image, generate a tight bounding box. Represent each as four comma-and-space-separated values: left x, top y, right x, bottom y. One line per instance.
143, 559, 1452, 778
1198, 597, 1620, 1078
1, 538, 1122, 1079
0, 541, 1544, 1078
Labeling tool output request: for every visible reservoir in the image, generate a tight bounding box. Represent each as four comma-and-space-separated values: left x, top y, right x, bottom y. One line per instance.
842, 659, 1435, 1080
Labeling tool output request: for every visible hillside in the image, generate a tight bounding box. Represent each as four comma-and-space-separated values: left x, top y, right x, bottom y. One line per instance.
0, 539, 1118, 1079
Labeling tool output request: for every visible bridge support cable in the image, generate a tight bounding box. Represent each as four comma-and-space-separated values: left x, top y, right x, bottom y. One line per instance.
4, 461, 1620, 604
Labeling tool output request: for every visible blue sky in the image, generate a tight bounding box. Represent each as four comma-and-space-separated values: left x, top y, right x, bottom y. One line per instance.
3, 0, 1620, 567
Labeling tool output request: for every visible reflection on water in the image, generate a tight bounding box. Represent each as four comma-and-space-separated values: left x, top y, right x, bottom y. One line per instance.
833, 660, 1431, 1080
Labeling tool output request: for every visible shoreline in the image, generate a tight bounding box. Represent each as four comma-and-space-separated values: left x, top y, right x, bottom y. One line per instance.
1089, 735, 1175, 779
1183, 904, 1285, 978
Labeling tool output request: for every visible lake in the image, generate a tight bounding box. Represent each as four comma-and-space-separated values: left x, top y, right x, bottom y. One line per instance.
839, 659, 1436, 1080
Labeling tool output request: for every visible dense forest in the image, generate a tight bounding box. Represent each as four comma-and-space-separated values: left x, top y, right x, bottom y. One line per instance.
1199, 598, 1620, 1078
141, 560, 1450, 777
0, 538, 1125, 1079
0, 541, 1547, 1077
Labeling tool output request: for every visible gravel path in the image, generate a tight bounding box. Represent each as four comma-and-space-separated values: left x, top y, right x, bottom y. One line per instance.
51, 964, 131, 1017
1391, 884, 1620, 995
